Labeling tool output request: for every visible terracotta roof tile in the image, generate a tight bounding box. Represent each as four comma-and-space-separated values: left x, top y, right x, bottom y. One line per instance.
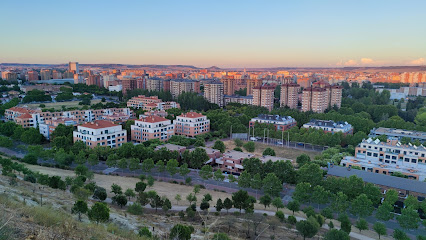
80, 120, 118, 129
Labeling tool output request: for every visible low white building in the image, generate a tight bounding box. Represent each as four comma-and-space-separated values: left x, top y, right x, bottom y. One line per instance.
73, 120, 127, 148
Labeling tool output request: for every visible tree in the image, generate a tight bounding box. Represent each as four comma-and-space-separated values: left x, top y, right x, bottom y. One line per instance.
138, 227, 152, 238
186, 193, 197, 205
363, 183, 382, 205
296, 220, 319, 240
166, 159, 179, 176
175, 194, 182, 205
338, 214, 351, 234
293, 182, 312, 203
232, 190, 252, 213
20, 127, 43, 144
162, 197, 172, 212
297, 163, 323, 186
199, 165, 213, 181
331, 192, 349, 215
350, 194, 373, 218
189, 148, 209, 169
397, 206, 420, 230
128, 157, 140, 175
113, 194, 128, 208
270, 197, 284, 211
296, 154, 311, 167
22, 154, 38, 165
324, 229, 350, 240
384, 189, 398, 205
234, 139, 243, 147
74, 164, 89, 178
149, 193, 164, 212
200, 200, 210, 212
93, 187, 107, 201
169, 224, 194, 240
213, 169, 225, 182
259, 194, 272, 209
156, 160, 165, 175
88, 202, 110, 224
111, 183, 122, 195
87, 154, 99, 170
179, 163, 190, 177
147, 175, 155, 187
376, 203, 394, 221
393, 229, 410, 240
262, 147, 276, 156
223, 197, 233, 213
216, 198, 223, 212
312, 185, 330, 210
118, 158, 128, 172
355, 218, 368, 232
262, 173, 282, 197
141, 158, 155, 173
243, 141, 255, 152
135, 181, 147, 193
373, 222, 387, 239
72, 200, 88, 221
193, 185, 201, 195
287, 200, 300, 215
212, 232, 230, 240
237, 171, 252, 188
213, 140, 226, 153
124, 188, 136, 200
404, 195, 419, 209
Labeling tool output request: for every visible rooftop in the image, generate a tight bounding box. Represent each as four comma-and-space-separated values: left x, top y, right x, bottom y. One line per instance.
327, 166, 426, 195
223, 150, 255, 160
155, 143, 187, 152
138, 115, 169, 123
179, 112, 205, 118
80, 120, 118, 129
259, 155, 292, 163
304, 119, 351, 129
251, 114, 295, 123
370, 127, 426, 139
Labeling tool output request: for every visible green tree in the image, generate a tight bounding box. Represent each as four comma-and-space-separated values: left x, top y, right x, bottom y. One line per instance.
186, 193, 197, 205
93, 187, 107, 201
331, 192, 349, 215
271, 197, 284, 211
373, 222, 387, 239
138, 227, 152, 238
111, 183, 122, 195
324, 229, 350, 240
297, 163, 323, 186
117, 158, 128, 172
199, 165, 213, 182
350, 194, 373, 218
296, 154, 311, 167
243, 141, 255, 152
238, 171, 252, 188
88, 202, 110, 224
296, 219, 319, 240
213, 140, 226, 153
293, 182, 312, 203
72, 200, 88, 221
234, 138, 243, 147
20, 127, 43, 144
169, 224, 194, 240
397, 206, 420, 230
312, 185, 330, 210
259, 194, 272, 209
166, 159, 179, 176
212, 232, 230, 240
216, 198, 223, 212
112, 194, 128, 208
393, 229, 410, 240
404, 195, 419, 209
179, 163, 190, 177
355, 218, 368, 232
189, 148, 209, 169
232, 190, 252, 213
338, 214, 351, 234
213, 169, 225, 182
162, 197, 172, 212
124, 188, 136, 200
262, 173, 282, 197
287, 200, 300, 215
376, 203, 394, 221
141, 158, 155, 173
262, 147, 276, 156
384, 189, 398, 205
223, 197, 233, 213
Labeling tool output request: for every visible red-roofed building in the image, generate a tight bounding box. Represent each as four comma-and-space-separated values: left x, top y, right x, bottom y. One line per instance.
131, 115, 175, 143
73, 120, 127, 148
175, 112, 210, 137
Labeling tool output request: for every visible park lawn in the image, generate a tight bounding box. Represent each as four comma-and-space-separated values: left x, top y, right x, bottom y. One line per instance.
21, 99, 102, 110
223, 140, 320, 161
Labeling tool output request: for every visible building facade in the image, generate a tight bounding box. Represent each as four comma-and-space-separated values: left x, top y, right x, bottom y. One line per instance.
280, 83, 299, 109
204, 81, 224, 107
369, 128, 426, 143
131, 115, 175, 143
170, 79, 200, 98
252, 84, 275, 111
302, 119, 353, 135
73, 120, 127, 148
249, 114, 297, 131
175, 112, 210, 137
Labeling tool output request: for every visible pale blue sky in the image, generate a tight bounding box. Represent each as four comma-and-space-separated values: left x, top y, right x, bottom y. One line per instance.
0, 0, 425, 67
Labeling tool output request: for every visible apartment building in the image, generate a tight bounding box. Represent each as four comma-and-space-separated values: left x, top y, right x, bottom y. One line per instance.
252, 84, 275, 111
170, 79, 200, 98
224, 95, 253, 105
280, 83, 300, 109
1, 72, 18, 81
130, 115, 175, 143
301, 82, 342, 113
249, 114, 297, 131
39, 117, 78, 140
127, 95, 162, 109
27, 71, 39, 81
247, 78, 262, 96
190, 147, 222, 164
221, 77, 235, 96
215, 150, 255, 175
175, 112, 210, 137
204, 81, 224, 107
302, 119, 353, 135
341, 137, 426, 181
145, 78, 164, 92
122, 79, 137, 95
73, 120, 127, 148
369, 128, 426, 143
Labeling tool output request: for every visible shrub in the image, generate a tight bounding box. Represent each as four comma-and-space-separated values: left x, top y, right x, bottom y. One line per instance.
138, 227, 152, 238
288, 215, 297, 225
275, 210, 285, 222
127, 203, 143, 215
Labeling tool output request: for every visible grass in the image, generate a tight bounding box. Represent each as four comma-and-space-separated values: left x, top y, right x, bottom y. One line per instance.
20, 99, 102, 110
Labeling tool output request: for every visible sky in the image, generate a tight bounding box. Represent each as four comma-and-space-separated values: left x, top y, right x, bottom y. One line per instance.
0, 0, 425, 68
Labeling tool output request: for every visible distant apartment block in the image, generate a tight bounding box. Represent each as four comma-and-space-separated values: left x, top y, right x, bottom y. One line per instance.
369, 128, 426, 143
252, 84, 275, 111
224, 95, 253, 105
127, 95, 162, 108
280, 83, 299, 109
247, 79, 263, 96
122, 79, 137, 95
221, 77, 235, 96
249, 114, 297, 131
2, 71, 18, 81
145, 78, 164, 92
175, 112, 210, 137
341, 137, 426, 181
170, 79, 200, 98
301, 81, 342, 113
69, 62, 79, 73
131, 115, 175, 143
27, 71, 39, 81
302, 119, 353, 135
73, 120, 127, 148
204, 81, 224, 107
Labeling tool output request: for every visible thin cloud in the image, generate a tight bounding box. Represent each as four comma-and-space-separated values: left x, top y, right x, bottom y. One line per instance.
344, 59, 357, 66
361, 58, 374, 64
409, 58, 425, 65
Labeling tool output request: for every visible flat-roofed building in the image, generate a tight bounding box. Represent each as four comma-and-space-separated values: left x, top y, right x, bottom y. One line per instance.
252, 84, 275, 111
155, 143, 187, 154
249, 114, 297, 131
302, 119, 353, 135
369, 128, 426, 143
131, 115, 175, 143
340, 137, 426, 181
127, 95, 162, 109
224, 95, 253, 105
73, 120, 127, 148
215, 150, 255, 175
280, 83, 299, 109
170, 79, 200, 98
175, 112, 210, 137
204, 81, 224, 107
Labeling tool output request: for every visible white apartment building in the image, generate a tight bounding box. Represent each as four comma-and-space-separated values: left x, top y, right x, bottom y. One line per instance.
174, 112, 210, 137
73, 120, 127, 148
130, 115, 175, 143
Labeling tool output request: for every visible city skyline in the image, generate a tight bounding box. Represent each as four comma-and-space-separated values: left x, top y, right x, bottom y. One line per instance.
0, 0, 425, 68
